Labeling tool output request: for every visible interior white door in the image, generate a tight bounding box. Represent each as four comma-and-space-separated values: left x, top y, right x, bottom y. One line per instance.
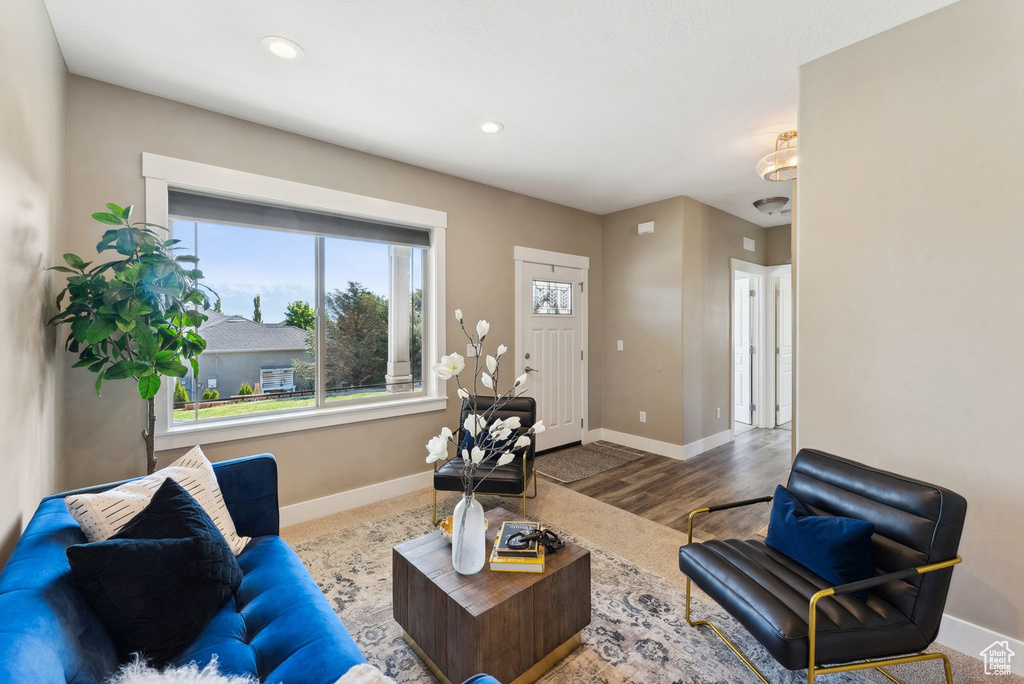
519, 262, 584, 451
775, 275, 793, 425
733, 276, 752, 425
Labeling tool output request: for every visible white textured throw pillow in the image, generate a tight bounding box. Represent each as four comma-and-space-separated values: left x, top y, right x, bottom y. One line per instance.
336, 664, 397, 684
105, 656, 256, 683
66, 446, 250, 555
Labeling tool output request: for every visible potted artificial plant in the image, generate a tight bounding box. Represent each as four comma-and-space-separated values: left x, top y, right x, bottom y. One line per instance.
48, 203, 211, 474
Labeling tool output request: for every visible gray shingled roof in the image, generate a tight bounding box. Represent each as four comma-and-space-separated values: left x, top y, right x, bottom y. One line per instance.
199, 310, 308, 352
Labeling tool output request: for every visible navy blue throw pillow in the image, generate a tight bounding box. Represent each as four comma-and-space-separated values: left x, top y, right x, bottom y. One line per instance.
765, 485, 875, 600
66, 479, 243, 663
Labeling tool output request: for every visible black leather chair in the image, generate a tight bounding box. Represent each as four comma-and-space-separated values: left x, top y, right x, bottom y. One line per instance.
679, 449, 967, 684
432, 396, 537, 524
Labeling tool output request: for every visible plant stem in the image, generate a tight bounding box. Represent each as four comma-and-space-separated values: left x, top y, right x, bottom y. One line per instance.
143, 395, 156, 474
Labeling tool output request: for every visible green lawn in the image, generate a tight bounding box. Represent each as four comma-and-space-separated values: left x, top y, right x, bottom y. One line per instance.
173, 390, 388, 422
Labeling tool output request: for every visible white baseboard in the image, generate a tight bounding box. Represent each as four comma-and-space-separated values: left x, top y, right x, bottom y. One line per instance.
936, 613, 1024, 674
683, 429, 733, 459
279, 470, 434, 527
587, 428, 686, 460
586, 427, 734, 461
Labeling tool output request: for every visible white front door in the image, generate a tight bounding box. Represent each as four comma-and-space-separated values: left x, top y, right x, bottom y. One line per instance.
733, 276, 753, 425
519, 261, 585, 451
776, 275, 793, 425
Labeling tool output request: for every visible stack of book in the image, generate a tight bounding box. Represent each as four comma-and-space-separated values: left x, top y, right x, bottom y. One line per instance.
489, 521, 545, 573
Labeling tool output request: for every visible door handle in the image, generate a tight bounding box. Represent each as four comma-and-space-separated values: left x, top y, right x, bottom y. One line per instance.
524, 366, 540, 373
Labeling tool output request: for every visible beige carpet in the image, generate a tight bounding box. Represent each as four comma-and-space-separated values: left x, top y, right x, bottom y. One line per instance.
283, 482, 1014, 684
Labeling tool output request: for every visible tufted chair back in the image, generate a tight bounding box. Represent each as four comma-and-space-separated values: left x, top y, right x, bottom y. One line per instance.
460, 396, 537, 460
786, 449, 967, 642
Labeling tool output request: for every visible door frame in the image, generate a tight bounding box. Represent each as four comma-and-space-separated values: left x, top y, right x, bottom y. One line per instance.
513, 246, 590, 446
730, 259, 768, 437
765, 264, 792, 428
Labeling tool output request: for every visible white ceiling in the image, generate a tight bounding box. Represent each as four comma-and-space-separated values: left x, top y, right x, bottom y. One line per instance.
43, 0, 954, 227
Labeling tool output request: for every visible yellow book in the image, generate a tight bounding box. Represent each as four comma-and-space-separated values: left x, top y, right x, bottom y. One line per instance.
489, 538, 545, 573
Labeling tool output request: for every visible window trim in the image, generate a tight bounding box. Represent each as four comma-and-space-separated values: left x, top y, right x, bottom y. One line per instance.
143, 153, 447, 450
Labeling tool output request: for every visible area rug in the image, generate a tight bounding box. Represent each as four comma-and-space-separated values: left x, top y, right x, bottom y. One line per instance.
534, 441, 642, 483
291, 502, 875, 684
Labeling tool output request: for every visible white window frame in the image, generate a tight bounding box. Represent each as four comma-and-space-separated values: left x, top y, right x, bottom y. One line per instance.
144, 153, 446, 450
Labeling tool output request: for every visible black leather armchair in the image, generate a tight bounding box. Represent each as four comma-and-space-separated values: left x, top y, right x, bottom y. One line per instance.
432, 396, 537, 524
679, 449, 967, 684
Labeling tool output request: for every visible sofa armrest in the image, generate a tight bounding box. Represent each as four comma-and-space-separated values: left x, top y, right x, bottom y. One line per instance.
213, 454, 280, 538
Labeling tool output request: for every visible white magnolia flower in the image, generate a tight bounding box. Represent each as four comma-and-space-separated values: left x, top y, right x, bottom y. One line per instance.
496, 344, 507, 357
454, 308, 463, 323
471, 446, 485, 465
503, 416, 522, 430
489, 419, 512, 441
440, 426, 453, 441
426, 435, 447, 463
497, 452, 515, 467
532, 420, 546, 434
433, 352, 465, 379
457, 388, 470, 400
476, 320, 490, 339
514, 373, 528, 387
464, 414, 485, 436
481, 373, 494, 389
485, 355, 498, 374
514, 435, 531, 450
461, 448, 470, 461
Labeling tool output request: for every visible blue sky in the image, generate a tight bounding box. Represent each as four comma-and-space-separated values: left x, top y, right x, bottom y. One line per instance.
172, 220, 422, 322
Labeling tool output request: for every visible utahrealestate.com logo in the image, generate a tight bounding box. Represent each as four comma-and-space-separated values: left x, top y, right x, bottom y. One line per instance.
980, 640, 1016, 676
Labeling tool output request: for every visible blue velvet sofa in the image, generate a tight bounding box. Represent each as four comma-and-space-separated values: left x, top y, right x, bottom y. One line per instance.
0, 454, 498, 684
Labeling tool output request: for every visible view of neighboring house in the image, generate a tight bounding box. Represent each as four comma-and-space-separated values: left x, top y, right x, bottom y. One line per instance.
183, 310, 311, 399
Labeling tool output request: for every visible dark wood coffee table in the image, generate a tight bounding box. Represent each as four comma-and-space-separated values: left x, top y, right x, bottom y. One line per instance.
393, 507, 591, 684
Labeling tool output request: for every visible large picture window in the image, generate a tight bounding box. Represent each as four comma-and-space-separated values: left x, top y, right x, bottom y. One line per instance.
167, 191, 429, 427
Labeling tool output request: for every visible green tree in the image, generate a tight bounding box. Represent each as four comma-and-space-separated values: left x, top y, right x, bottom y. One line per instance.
252, 294, 263, 323
201, 388, 220, 401
284, 300, 315, 331
238, 382, 254, 396
174, 380, 189, 404
213, 297, 222, 313
411, 288, 422, 384
296, 282, 388, 390
47, 202, 210, 474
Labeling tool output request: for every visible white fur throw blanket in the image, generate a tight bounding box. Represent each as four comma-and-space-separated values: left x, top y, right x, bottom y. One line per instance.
105, 657, 396, 684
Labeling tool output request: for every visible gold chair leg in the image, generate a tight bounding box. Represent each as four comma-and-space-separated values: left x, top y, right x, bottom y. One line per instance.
685, 577, 773, 684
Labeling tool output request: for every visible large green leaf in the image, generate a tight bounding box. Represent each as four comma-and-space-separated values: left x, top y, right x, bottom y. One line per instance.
85, 318, 117, 344
92, 212, 124, 226
71, 317, 90, 342
138, 374, 161, 399
105, 203, 125, 217
155, 359, 188, 377
63, 253, 88, 270
103, 361, 135, 380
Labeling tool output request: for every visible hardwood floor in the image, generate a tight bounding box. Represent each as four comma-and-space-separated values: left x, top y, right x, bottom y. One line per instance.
558, 428, 792, 540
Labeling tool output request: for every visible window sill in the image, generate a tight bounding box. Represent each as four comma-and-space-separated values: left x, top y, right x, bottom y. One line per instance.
155, 394, 447, 451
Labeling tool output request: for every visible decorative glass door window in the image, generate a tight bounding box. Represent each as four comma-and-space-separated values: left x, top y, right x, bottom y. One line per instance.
532, 280, 573, 315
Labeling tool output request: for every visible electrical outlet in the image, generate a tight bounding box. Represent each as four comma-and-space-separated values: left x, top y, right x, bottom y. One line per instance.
617, 340, 624, 351
639, 411, 647, 423
716, 407, 721, 419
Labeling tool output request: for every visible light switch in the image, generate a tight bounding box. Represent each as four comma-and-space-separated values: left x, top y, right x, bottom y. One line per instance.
466, 343, 480, 357
743, 237, 756, 252
617, 340, 624, 351
640, 411, 647, 423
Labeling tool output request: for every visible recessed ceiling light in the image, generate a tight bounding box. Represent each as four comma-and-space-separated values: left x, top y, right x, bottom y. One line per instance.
261, 36, 303, 60
480, 121, 504, 134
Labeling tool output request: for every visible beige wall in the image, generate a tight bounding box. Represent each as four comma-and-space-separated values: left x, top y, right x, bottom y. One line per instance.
798, 0, 1024, 640
63, 76, 603, 505
599, 196, 767, 448
681, 198, 766, 445
0, 0, 67, 562
600, 198, 685, 444
765, 224, 791, 265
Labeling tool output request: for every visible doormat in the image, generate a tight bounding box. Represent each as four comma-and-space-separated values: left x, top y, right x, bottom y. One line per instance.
535, 442, 642, 484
